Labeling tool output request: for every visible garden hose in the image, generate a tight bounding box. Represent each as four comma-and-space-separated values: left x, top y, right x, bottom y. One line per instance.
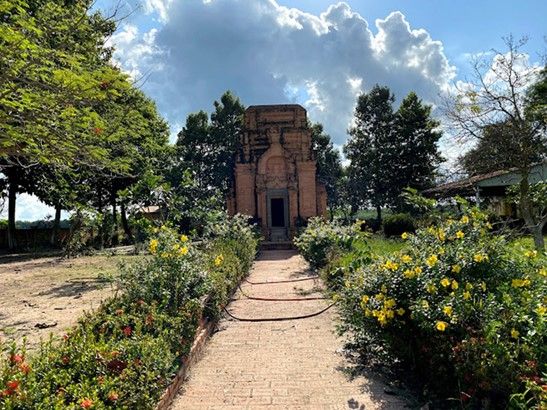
244, 276, 318, 285
223, 301, 337, 322
237, 284, 329, 301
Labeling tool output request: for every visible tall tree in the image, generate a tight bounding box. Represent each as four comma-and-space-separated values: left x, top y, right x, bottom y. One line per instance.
344, 85, 397, 222
310, 123, 343, 215
392, 92, 443, 208
459, 121, 541, 176
443, 36, 547, 250
176, 91, 245, 197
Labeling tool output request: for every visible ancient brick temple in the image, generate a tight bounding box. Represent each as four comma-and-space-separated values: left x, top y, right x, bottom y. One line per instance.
227, 104, 327, 241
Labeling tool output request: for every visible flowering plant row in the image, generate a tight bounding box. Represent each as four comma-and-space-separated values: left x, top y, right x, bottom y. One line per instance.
0, 214, 258, 409
298, 208, 546, 408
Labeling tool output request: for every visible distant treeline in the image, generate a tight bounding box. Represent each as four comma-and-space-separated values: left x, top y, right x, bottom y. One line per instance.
0, 219, 71, 230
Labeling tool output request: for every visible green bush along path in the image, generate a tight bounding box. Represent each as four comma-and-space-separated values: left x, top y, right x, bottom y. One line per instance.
170, 250, 405, 409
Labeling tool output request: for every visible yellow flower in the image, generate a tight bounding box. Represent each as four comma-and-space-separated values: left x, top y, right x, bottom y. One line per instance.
386, 310, 395, 319
160, 252, 169, 258
401, 254, 412, 263
480, 281, 487, 291
473, 253, 487, 263
438, 247, 446, 255
401, 232, 409, 240
384, 298, 396, 309
172, 243, 180, 251
465, 282, 473, 291
214, 254, 224, 266
383, 260, 399, 271
536, 305, 546, 316
451, 264, 462, 274
421, 300, 430, 309
455, 231, 465, 239
381, 285, 388, 293
512, 278, 531, 288
461, 215, 470, 224
364, 308, 372, 317
179, 246, 189, 256
403, 269, 415, 279
451, 280, 459, 290
440, 277, 451, 288
426, 283, 438, 294
149, 239, 159, 254
397, 308, 405, 316
180, 234, 189, 242
414, 266, 423, 275
436, 321, 448, 331
438, 229, 446, 241
463, 291, 471, 300
510, 328, 519, 339
539, 267, 547, 277
361, 295, 370, 304
524, 250, 537, 258
375, 293, 385, 301
443, 306, 453, 317
426, 254, 439, 268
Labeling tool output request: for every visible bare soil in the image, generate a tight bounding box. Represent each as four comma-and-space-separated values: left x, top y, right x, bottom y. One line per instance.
0, 252, 144, 350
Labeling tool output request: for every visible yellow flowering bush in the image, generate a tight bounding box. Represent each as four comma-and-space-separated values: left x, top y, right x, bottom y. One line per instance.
0, 215, 259, 409
336, 205, 546, 408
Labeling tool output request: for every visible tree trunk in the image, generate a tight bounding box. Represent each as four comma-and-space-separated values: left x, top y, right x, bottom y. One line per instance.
7, 181, 17, 250
50, 204, 61, 247
376, 205, 382, 225
111, 191, 118, 247
120, 202, 134, 244
518, 168, 544, 251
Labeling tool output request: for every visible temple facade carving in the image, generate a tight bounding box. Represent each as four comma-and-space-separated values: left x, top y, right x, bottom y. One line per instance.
227, 104, 327, 241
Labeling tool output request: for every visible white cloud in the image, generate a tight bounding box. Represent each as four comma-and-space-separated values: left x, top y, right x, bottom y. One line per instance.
0, 194, 69, 222
143, 0, 174, 23
108, 0, 457, 146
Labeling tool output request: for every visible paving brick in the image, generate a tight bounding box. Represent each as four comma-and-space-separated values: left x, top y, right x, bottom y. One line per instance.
170, 251, 406, 409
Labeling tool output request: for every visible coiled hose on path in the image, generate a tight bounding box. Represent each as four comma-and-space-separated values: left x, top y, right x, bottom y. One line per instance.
223, 275, 338, 322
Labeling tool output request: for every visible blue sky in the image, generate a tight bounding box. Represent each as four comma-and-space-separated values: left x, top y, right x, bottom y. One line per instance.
11, 0, 546, 220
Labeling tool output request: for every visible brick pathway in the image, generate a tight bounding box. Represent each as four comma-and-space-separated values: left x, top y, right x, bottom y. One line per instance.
170, 250, 406, 409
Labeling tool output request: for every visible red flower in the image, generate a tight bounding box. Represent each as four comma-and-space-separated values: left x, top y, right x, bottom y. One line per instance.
63, 334, 70, 341
137, 299, 145, 306
123, 326, 132, 336
10, 354, 23, 364
61, 356, 70, 365
1, 389, 13, 397
145, 314, 154, 326
92, 127, 103, 135
6, 380, 19, 390
107, 391, 119, 402
80, 398, 93, 409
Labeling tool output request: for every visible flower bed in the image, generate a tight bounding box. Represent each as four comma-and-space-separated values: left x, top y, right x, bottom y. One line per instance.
0, 215, 258, 409
296, 208, 546, 408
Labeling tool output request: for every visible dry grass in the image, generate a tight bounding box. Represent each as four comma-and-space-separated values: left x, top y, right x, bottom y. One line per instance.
0, 252, 145, 350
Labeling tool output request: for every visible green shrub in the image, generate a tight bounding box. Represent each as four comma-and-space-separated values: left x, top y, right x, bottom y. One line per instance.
363, 217, 381, 233
294, 217, 358, 269
337, 206, 546, 408
0, 215, 258, 409
382, 213, 415, 237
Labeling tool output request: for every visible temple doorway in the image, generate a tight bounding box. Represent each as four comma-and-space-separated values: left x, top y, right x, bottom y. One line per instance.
267, 189, 288, 241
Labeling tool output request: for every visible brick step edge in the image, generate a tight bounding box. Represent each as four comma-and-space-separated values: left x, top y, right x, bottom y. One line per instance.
155, 315, 214, 410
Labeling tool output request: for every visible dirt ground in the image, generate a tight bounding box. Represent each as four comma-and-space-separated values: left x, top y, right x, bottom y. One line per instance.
0, 252, 144, 350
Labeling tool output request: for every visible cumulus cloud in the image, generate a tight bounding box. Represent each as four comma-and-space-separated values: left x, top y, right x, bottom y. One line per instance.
107, 0, 457, 146
0, 194, 69, 221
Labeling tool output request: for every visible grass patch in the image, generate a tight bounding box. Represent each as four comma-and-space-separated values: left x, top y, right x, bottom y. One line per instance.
366, 235, 406, 257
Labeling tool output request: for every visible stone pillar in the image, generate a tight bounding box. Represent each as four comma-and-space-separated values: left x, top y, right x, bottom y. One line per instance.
235, 164, 255, 216
316, 182, 327, 217
288, 186, 298, 237
297, 161, 317, 219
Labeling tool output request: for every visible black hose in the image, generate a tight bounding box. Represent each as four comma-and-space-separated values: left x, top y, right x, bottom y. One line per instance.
223, 301, 337, 322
